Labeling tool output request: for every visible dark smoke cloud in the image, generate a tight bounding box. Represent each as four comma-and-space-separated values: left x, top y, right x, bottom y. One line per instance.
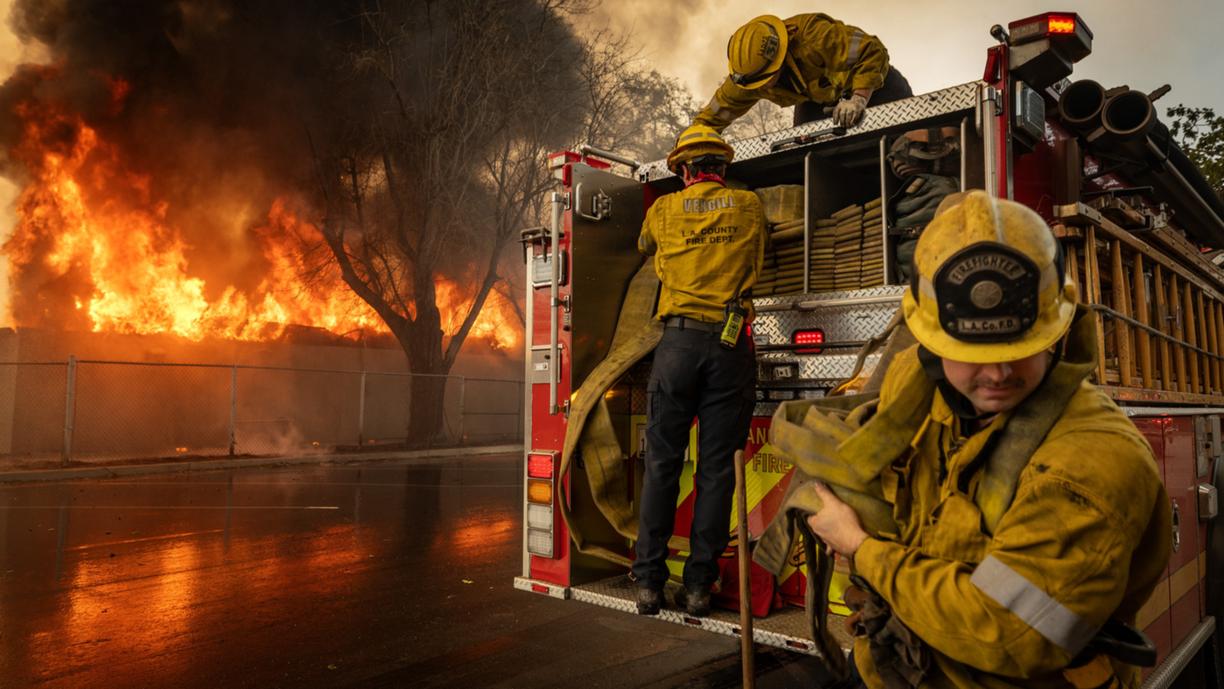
0, 0, 587, 337
0, 1, 366, 295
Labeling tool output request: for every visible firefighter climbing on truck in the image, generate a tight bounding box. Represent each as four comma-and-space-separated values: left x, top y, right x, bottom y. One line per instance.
695, 13, 913, 131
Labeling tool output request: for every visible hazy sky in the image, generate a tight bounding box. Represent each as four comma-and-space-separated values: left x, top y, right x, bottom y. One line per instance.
585, 0, 1224, 117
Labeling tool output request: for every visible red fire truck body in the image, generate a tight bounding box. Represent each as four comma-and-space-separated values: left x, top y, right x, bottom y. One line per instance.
516, 13, 1223, 686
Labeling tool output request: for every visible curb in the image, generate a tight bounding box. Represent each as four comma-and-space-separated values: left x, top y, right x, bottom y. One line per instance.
0, 444, 523, 484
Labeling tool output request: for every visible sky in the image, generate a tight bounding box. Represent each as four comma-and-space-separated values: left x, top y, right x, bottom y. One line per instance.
585, 0, 1224, 117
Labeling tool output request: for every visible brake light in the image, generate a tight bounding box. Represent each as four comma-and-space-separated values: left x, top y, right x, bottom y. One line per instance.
791, 329, 825, 354
527, 452, 554, 479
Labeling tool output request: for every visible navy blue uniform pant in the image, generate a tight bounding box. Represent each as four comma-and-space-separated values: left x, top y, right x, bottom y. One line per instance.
631, 324, 755, 590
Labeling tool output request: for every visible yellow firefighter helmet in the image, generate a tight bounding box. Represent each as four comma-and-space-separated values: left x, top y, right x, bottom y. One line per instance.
666, 124, 735, 174
901, 190, 1078, 363
727, 15, 788, 90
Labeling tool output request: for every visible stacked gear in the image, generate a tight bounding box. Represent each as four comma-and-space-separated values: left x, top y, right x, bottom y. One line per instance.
666, 124, 735, 174
751, 191, 887, 296
886, 127, 959, 265
891, 174, 960, 230
886, 127, 960, 179
825, 199, 884, 291
887, 128, 962, 284
753, 185, 805, 296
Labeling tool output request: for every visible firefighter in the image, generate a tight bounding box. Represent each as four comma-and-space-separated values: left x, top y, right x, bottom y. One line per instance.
694, 13, 912, 132
804, 191, 1171, 688
632, 125, 765, 617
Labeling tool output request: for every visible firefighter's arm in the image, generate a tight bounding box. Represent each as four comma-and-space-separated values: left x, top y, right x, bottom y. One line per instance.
853, 438, 1160, 677
638, 203, 659, 255
693, 78, 760, 132
845, 33, 888, 94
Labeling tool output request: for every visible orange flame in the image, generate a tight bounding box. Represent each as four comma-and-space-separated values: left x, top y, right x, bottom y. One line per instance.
3, 94, 520, 351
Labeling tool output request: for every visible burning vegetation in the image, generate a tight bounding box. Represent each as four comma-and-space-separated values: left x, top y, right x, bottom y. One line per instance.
0, 3, 532, 354
0, 0, 691, 440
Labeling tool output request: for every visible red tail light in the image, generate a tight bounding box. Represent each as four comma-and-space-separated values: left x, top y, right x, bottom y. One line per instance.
527, 452, 554, 479
791, 329, 824, 354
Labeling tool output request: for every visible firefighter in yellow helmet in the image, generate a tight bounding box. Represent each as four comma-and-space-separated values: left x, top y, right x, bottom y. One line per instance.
694, 13, 912, 132
633, 125, 766, 617
805, 191, 1171, 688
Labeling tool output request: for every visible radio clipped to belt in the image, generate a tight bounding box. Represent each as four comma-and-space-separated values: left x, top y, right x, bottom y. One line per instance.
720, 299, 747, 349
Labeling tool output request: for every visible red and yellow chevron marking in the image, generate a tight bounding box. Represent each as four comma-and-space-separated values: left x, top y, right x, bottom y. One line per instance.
631, 415, 849, 614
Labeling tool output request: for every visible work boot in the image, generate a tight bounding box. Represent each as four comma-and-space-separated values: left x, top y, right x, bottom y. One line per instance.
636, 586, 663, 615
674, 585, 712, 617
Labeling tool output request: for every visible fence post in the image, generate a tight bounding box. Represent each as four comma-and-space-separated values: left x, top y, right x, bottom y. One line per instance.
457, 376, 466, 446
357, 370, 367, 447
228, 365, 237, 456
61, 355, 77, 466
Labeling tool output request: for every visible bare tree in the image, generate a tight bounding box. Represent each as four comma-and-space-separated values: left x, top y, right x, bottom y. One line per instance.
308, 0, 586, 444
575, 33, 699, 163
723, 99, 791, 140
304, 2, 704, 445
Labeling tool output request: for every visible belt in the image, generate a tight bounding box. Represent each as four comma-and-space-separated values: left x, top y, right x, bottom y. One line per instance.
664, 316, 722, 333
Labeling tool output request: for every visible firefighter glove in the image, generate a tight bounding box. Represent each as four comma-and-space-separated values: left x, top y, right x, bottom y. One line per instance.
832, 93, 868, 128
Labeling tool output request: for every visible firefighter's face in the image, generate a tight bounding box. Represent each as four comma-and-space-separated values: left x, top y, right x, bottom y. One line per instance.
940, 350, 1051, 415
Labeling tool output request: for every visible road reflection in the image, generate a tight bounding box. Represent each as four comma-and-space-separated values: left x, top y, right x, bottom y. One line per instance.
0, 459, 521, 689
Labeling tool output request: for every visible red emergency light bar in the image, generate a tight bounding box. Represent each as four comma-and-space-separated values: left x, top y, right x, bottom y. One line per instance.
1008, 12, 1091, 45
791, 328, 825, 355
1004, 12, 1093, 90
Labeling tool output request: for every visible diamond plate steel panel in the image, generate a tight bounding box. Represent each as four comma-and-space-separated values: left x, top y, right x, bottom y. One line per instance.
759, 352, 884, 383
753, 287, 904, 345
751, 287, 902, 385
638, 82, 983, 182
568, 574, 852, 658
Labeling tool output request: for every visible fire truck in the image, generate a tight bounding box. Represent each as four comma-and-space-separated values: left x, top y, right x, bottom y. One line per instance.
515, 12, 1223, 686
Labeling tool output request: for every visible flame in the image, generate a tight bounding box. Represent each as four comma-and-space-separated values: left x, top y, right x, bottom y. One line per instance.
435, 278, 520, 352
2, 85, 521, 350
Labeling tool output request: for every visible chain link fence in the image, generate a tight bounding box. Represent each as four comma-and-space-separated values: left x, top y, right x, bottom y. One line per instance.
0, 357, 523, 467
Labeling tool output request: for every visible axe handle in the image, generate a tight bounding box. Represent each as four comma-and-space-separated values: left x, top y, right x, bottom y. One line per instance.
735, 449, 755, 688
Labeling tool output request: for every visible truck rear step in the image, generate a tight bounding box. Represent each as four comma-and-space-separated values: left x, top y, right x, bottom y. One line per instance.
517, 574, 852, 659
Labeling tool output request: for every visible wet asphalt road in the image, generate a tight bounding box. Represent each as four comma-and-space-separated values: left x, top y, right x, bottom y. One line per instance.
0, 453, 833, 689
